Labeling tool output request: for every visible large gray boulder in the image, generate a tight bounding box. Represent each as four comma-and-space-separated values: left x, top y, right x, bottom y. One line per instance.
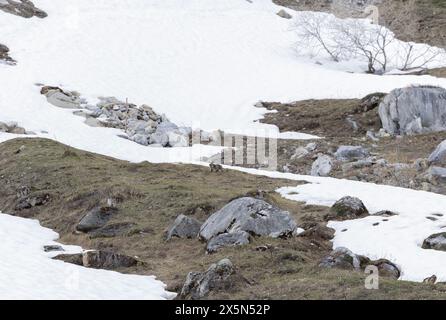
166, 214, 202, 241
199, 197, 297, 241
76, 206, 116, 233
311, 154, 333, 177
379, 86, 446, 135
422, 233, 446, 251
428, 140, 446, 166
335, 146, 369, 161
206, 231, 250, 253
328, 196, 369, 220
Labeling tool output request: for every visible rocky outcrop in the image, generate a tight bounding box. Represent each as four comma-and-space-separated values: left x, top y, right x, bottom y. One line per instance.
328, 196, 369, 220
428, 140, 446, 166
334, 146, 369, 161
422, 233, 446, 251
76, 206, 117, 233
40, 86, 193, 148
43, 245, 64, 253
165, 214, 202, 241
199, 197, 298, 241
379, 86, 446, 135
0, 0, 47, 18
311, 154, 333, 177
320, 247, 400, 279
180, 259, 246, 300
206, 231, 250, 253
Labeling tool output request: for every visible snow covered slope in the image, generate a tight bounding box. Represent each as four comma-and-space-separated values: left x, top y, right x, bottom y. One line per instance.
0, 213, 174, 299
1, 0, 446, 163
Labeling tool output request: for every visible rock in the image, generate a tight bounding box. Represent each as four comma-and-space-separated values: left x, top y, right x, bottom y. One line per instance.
329, 196, 369, 220
45, 90, 81, 109
0, 121, 27, 134
206, 231, 250, 253
166, 214, 202, 241
199, 197, 297, 241
53, 253, 84, 266
414, 158, 430, 172
428, 140, 446, 166
76, 206, 116, 233
319, 248, 400, 279
15, 194, 50, 211
82, 250, 138, 269
168, 131, 189, 147
277, 9, 292, 19
130, 134, 149, 146
359, 92, 386, 112
379, 86, 446, 135
334, 146, 369, 161
89, 222, 136, 239
342, 158, 374, 171
319, 247, 366, 270
422, 232, 446, 251
311, 154, 333, 177
0, 0, 47, 18
298, 224, 334, 241
149, 132, 169, 146
180, 258, 241, 300
43, 245, 64, 253
371, 259, 400, 279
426, 166, 446, 185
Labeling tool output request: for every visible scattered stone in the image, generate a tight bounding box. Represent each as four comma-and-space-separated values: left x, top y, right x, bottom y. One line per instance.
165, 214, 202, 241
374, 210, 398, 217
199, 197, 297, 241
379, 86, 446, 135
342, 158, 374, 171
334, 145, 370, 161
328, 196, 369, 220
76, 206, 116, 233
310, 154, 333, 177
180, 258, 244, 300
43, 245, 64, 253
82, 250, 138, 269
276, 9, 292, 19
422, 232, 446, 251
206, 231, 250, 253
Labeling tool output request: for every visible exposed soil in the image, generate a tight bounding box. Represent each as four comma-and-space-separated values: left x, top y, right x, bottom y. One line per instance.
1, 138, 446, 299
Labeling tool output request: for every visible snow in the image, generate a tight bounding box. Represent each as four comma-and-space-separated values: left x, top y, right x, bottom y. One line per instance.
0, 213, 175, 299
227, 166, 446, 282
1, 0, 446, 164
1, 0, 446, 293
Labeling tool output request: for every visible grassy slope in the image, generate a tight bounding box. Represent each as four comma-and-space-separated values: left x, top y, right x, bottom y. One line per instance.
1, 138, 446, 299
